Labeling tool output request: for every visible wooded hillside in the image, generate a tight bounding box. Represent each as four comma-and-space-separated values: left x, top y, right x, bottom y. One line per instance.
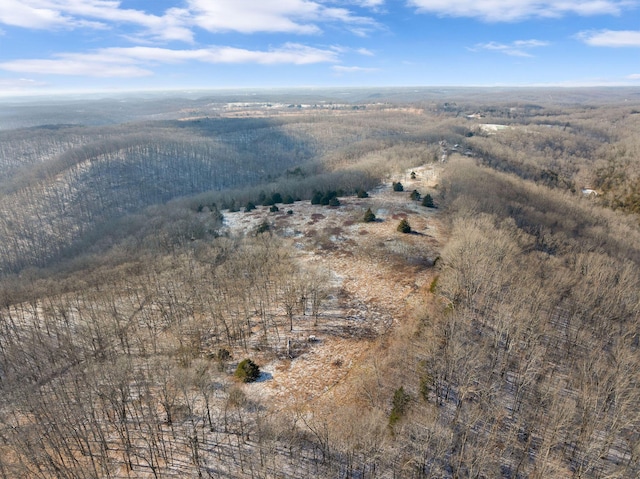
0, 89, 639, 478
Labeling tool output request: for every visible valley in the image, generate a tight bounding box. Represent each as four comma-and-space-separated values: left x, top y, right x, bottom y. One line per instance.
0, 89, 639, 478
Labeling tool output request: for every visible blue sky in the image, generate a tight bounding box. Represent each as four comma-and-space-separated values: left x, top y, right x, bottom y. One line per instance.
0, 0, 639, 96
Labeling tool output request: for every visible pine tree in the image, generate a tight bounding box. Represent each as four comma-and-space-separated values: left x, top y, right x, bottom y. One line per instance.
397, 218, 411, 233
389, 386, 411, 426
363, 208, 376, 223
422, 194, 435, 208
235, 359, 261, 383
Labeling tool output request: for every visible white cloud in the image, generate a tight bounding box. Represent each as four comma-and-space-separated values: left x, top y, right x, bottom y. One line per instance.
0, 77, 48, 91
201, 43, 340, 64
0, 43, 340, 77
471, 39, 549, 56
0, 0, 193, 42
356, 47, 375, 56
329, 45, 375, 55
0, 56, 153, 78
513, 39, 549, 48
353, 0, 385, 7
187, 0, 379, 35
0, 1, 380, 42
332, 65, 379, 72
577, 30, 640, 47
628, 73, 640, 79
188, 0, 320, 34
0, 1, 91, 29
408, 0, 630, 21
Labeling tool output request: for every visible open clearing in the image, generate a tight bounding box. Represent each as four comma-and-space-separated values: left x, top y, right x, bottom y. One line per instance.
221, 164, 444, 410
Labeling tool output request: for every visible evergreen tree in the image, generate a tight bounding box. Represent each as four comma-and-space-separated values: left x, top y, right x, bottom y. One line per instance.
235, 359, 261, 383
321, 191, 338, 205
422, 194, 435, 208
397, 218, 411, 233
389, 386, 411, 426
410, 190, 421, 201
363, 208, 376, 223
392, 182, 404, 192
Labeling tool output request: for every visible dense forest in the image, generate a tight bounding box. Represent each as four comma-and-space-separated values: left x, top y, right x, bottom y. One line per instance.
0, 88, 639, 478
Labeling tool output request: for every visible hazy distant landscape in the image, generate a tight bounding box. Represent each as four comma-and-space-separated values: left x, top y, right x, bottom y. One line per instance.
1, 87, 640, 478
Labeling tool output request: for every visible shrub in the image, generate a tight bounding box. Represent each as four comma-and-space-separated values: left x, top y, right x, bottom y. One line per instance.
321, 191, 338, 205
356, 189, 369, 198
410, 190, 421, 201
235, 359, 261, 383
217, 348, 231, 361
245, 201, 257, 212
392, 182, 404, 192
429, 276, 439, 293
271, 192, 283, 204
422, 194, 435, 208
256, 221, 270, 235
328, 197, 340, 207
269, 205, 279, 213
410, 171, 417, 179
397, 218, 411, 234
283, 194, 295, 204
363, 208, 376, 223
311, 191, 323, 205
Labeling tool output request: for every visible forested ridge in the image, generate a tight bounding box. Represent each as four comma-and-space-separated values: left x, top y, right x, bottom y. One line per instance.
0, 89, 639, 478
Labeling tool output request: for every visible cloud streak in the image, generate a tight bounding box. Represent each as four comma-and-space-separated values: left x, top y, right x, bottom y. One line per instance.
577, 29, 640, 47
408, 0, 631, 21
471, 39, 549, 57
332, 65, 379, 72
0, 44, 340, 77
